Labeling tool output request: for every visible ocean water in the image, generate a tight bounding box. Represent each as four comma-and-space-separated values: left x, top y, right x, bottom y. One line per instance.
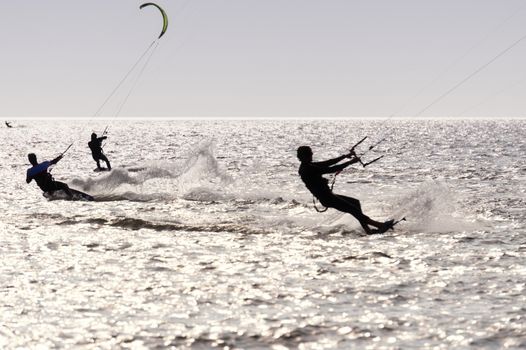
0, 119, 524, 349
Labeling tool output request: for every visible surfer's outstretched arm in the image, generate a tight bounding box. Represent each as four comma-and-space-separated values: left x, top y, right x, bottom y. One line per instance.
325, 161, 353, 174
315, 157, 360, 175
315, 151, 360, 168
314, 154, 347, 168
50, 155, 63, 165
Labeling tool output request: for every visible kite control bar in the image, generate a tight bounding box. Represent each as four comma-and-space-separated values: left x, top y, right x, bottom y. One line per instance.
348, 136, 367, 157
360, 155, 384, 167
100, 126, 110, 149
48, 142, 73, 173
347, 136, 386, 168
60, 143, 73, 157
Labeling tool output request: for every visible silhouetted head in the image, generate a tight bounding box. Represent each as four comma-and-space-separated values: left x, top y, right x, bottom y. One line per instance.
91, 133, 97, 140
28, 153, 38, 166
297, 146, 313, 163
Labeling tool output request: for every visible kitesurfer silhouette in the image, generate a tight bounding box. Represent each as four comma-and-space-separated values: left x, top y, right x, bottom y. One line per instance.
88, 133, 111, 171
26, 153, 73, 198
5, 121, 12, 128
297, 146, 393, 234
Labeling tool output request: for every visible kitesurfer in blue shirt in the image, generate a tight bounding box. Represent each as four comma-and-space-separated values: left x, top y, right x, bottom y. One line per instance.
297, 146, 393, 234
88, 133, 111, 171
26, 153, 73, 198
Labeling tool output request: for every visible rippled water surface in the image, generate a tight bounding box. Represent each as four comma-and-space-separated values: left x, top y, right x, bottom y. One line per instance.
1, 119, 525, 349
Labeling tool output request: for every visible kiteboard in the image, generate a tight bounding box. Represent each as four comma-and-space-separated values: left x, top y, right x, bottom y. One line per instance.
371, 217, 406, 234
94, 167, 111, 173
43, 189, 94, 201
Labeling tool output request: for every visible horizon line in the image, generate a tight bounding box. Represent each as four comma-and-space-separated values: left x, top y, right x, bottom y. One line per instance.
4, 116, 526, 121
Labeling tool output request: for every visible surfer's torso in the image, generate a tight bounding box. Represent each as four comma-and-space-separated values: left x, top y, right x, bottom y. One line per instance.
298, 162, 333, 200
26, 161, 55, 191
88, 138, 103, 156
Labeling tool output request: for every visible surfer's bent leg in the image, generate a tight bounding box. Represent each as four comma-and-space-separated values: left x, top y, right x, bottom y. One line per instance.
99, 153, 111, 170
336, 195, 385, 228
336, 195, 362, 210
52, 181, 73, 198
324, 195, 383, 233
320, 194, 369, 232
93, 154, 102, 169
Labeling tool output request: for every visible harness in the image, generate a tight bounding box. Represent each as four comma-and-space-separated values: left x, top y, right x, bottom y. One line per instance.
312, 175, 338, 213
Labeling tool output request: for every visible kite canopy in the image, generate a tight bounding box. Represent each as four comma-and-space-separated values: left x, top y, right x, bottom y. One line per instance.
140, 2, 168, 39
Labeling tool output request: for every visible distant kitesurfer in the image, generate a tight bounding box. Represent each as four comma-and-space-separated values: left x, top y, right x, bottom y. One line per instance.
297, 146, 393, 234
26, 153, 73, 198
5, 121, 12, 128
88, 133, 111, 171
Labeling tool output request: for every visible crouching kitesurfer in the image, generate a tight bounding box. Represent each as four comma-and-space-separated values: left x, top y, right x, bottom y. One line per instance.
297, 145, 393, 234
88, 133, 111, 171
26, 153, 73, 198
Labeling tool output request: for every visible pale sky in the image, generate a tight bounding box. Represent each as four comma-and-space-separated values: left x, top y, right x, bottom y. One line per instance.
1, 0, 526, 118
